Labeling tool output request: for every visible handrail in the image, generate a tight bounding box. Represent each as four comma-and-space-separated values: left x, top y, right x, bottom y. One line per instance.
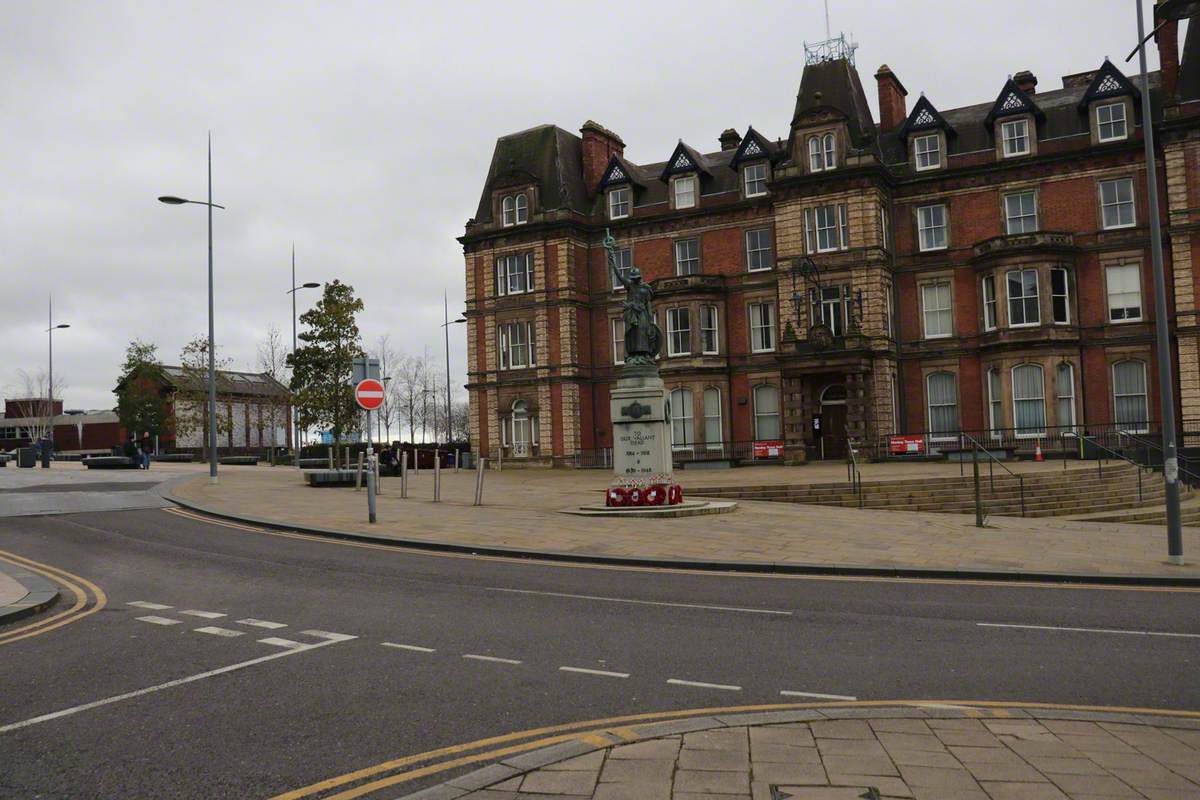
845, 428, 863, 508
1078, 434, 1149, 503
1114, 430, 1200, 485
960, 431, 1026, 517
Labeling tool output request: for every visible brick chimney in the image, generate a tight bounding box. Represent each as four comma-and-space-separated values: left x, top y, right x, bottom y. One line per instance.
1157, 9, 1180, 102
874, 65, 908, 131
1013, 70, 1038, 95
580, 120, 625, 196
719, 128, 741, 151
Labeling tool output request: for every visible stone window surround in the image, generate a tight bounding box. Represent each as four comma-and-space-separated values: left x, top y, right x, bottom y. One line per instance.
804, 128, 839, 174
746, 295, 777, 354
996, 113, 1037, 159
492, 186, 536, 227
920, 362, 960, 440
670, 174, 699, 211
1099, 250, 1146, 325
912, 130, 946, 172
982, 355, 1081, 435
1107, 350, 1153, 432
1089, 96, 1134, 146
606, 186, 632, 220
742, 161, 770, 198
977, 261, 1072, 332
664, 381, 728, 449
918, 270, 955, 340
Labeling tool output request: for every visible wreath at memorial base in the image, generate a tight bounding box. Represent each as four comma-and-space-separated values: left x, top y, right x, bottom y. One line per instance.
606, 473, 684, 507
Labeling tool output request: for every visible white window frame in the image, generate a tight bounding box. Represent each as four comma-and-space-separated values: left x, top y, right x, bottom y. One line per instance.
673, 175, 697, 210
674, 238, 700, 276
1097, 102, 1128, 143
498, 321, 535, 370
700, 305, 719, 354
926, 372, 959, 441
982, 274, 998, 331
670, 387, 694, 451
822, 133, 836, 170
988, 367, 1004, 438
746, 228, 773, 271
914, 133, 941, 171
666, 307, 691, 356
611, 318, 625, 365
1113, 360, 1149, 433
752, 384, 781, 441
1001, 118, 1030, 157
703, 387, 723, 451
608, 187, 630, 220
1100, 178, 1136, 230
501, 195, 516, 227
1051, 267, 1070, 325
815, 205, 840, 252
609, 247, 633, 291
743, 162, 768, 197
1004, 191, 1038, 234
749, 302, 775, 353
917, 204, 947, 251
514, 194, 528, 224
1106, 263, 1143, 322
1011, 363, 1047, 438
495, 253, 534, 296
1057, 362, 1077, 431
921, 281, 953, 339
814, 285, 849, 337
1006, 268, 1040, 328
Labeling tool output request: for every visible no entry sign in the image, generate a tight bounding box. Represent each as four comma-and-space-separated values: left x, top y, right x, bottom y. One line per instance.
354, 378, 386, 411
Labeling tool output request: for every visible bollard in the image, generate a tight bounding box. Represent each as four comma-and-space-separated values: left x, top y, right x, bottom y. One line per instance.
474, 457, 486, 505
356, 451, 364, 491
400, 450, 408, 499
973, 445, 984, 528
433, 450, 441, 502
328, 445, 334, 470
366, 454, 377, 524
455, 449, 460, 474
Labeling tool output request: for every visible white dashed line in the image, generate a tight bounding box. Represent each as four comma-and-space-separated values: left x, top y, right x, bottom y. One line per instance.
463, 654, 522, 665
179, 610, 226, 619
128, 601, 172, 610
485, 587, 791, 616
300, 630, 358, 643
667, 678, 741, 691
780, 690, 858, 701
977, 622, 1200, 639
382, 642, 436, 653
559, 666, 630, 679
194, 626, 243, 637
258, 637, 305, 649
135, 615, 181, 626
236, 619, 287, 629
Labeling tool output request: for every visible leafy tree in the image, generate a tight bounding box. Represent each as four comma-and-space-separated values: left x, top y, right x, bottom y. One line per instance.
288, 280, 364, 444
114, 340, 169, 443
175, 335, 233, 457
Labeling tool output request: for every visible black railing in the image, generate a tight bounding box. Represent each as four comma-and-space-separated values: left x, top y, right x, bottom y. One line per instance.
960, 431, 1026, 518
572, 440, 786, 469
846, 429, 863, 508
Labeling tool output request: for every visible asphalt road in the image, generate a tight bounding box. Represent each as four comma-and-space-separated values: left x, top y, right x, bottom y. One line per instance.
0, 507, 1197, 799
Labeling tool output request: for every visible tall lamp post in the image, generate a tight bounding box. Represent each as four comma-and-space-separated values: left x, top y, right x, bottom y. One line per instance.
44, 297, 69, 467
1127, 0, 1197, 565
287, 247, 320, 468
159, 133, 225, 484
441, 291, 466, 443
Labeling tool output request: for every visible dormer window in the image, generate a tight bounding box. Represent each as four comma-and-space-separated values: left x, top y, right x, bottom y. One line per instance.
1001, 119, 1030, 157
807, 133, 836, 172
501, 194, 528, 227
914, 134, 942, 171
608, 187, 630, 220
1097, 102, 1127, 142
743, 163, 768, 197
673, 175, 697, 210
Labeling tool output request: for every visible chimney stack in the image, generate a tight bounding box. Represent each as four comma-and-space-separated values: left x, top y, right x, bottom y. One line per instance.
719, 128, 741, 151
1156, 6, 1180, 102
1013, 70, 1038, 95
580, 120, 625, 196
874, 65, 908, 132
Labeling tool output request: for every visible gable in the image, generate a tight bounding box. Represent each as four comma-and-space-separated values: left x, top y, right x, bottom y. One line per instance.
1079, 59, 1141, 110
730, 127, 776, 167
985, 78, 1043, 126
659, 141, 710, 181
899, 95, 956, 139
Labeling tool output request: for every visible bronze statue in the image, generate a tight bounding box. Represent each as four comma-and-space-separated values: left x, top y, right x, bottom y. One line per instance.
604, 229, 661, 368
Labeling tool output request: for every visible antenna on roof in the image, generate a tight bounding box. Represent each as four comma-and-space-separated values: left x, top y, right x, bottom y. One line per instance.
824, 0, 831, 40
805, 0, 856, 65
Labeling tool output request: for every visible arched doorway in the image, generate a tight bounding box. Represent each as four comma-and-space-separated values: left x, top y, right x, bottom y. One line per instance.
819, 383, 848, 460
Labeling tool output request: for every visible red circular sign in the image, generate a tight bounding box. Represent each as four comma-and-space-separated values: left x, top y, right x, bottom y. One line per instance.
354, 379, 386, 410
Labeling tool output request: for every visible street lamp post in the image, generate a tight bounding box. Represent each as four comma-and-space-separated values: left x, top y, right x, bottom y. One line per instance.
44, 296, 69, 467
159, 133, 225, 484
1128, 0, 1193, 565
441, 291, 467, 444
287, 246, 320, 468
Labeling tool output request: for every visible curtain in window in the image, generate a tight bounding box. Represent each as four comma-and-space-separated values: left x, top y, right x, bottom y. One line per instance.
1056, 363, 1075, 429
1113, 361, 1148, 430
670, 388, 693, 447
988, 368, 1003, 434
926, 372, 958, 435
1012, 364, 1046, 434
703, 388, 722, 447
753, 385, 781, 440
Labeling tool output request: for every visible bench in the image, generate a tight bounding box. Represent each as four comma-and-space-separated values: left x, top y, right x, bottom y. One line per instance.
218, 456, 260, 466
84, 456, 138, 469
154, 453, 195, 463
303, 469, 359, 487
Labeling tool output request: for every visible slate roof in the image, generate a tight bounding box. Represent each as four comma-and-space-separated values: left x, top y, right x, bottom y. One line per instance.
791, 57, 878, 147
472, 125, 590, 223
156, 366, 290, 398
1180, 18, 1200, 102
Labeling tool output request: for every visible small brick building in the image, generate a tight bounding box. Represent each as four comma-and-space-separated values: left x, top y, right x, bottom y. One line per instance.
0, 399, 122, 453
462, 19, 1200, 465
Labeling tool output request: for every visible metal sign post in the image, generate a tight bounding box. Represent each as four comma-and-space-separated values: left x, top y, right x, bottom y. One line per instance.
355, 379, 385, 524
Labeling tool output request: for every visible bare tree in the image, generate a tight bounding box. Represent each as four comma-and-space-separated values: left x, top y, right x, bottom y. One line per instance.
175, 335, 233, 459
11, 369, 67, 443
257, 324, 288, 447
372, 334, 400, 444
450, 399, 470, 443
394, 353, 425, 443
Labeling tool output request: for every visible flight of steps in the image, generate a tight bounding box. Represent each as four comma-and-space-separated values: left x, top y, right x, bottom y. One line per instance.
689, 463, 1187, 518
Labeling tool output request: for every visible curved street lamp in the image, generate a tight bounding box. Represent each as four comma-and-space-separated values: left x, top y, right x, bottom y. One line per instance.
287, 246, 321, 465
44, 298, 69, 466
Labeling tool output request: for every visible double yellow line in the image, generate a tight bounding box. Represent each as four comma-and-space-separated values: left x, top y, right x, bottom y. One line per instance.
273, 700, 1200, 800
0, 549, 106, 646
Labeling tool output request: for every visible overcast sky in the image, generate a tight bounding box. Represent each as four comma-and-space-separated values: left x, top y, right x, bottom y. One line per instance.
1, 0, 1170, 410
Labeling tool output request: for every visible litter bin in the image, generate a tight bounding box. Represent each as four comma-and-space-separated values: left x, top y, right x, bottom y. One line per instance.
17, 447, 38, 468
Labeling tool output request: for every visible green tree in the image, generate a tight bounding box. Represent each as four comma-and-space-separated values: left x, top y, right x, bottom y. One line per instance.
288, 280, 364, 444
114, 340, 169, 443
174, 335, 233, 458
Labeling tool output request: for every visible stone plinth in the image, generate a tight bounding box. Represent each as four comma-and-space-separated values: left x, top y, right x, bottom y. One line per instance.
608, 373, 683, 506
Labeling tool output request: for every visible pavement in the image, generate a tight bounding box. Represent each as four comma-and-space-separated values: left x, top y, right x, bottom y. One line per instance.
0, 552, 59, 624
400, 704, 1200, 800
163, 462, 1200, 581
0, 460, 195, 517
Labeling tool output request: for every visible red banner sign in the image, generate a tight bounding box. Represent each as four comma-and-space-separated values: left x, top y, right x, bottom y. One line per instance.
753, 440, 784, 458
889, 434, 926, 455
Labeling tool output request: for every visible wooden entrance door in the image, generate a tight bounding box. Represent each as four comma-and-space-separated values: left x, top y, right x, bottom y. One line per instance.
820, 403, 848, 459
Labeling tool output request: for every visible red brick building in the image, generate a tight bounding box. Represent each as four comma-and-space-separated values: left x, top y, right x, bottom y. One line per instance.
462, 22, 1200, 465
0, 399, 123, 453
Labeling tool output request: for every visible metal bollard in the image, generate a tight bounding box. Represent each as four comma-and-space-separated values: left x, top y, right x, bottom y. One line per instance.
400, 451, 408, 499
366, 455, 377, 524
455, 449, 460, 474
474, 457, 486, 505
328, 445, 334, 470
433, 451, 441, 502
355, 451, 364, 491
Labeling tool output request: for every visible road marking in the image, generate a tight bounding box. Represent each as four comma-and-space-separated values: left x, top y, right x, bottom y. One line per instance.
136, 615, 181, 626
127, 601, 172, 610
194, 626, 243, 637
977, 622, 1200, 639
382, 642, 435, 653
0, 635, 348, 734
259, 637, 305, 649
301, 630, 357, 643
179, 610, 226, 619
781, 690, 858, 701
667, 678, 741, 691
237, 618, 287, 629
0, 550, 107, 647
559, 666, 630, 679
463, 654, 522, 665
485, 586, 792, 616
